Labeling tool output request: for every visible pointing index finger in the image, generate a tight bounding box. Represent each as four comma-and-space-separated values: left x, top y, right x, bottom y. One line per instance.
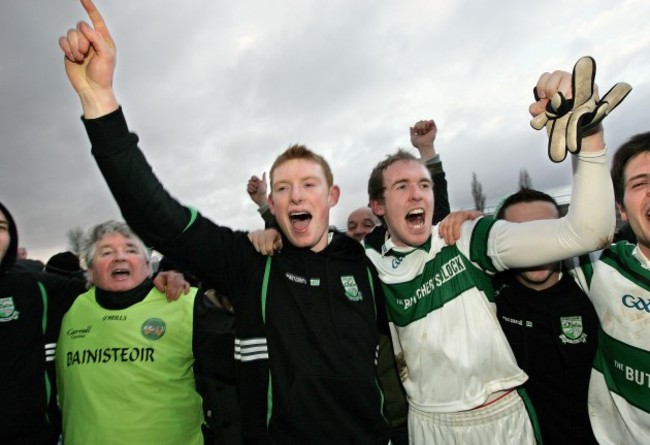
80, 0, 115, 47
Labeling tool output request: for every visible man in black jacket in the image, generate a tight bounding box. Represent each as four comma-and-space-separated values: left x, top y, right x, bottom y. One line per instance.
492, 189, 599, 444
0, 201, 85, 444
59, 1, 391, 443
246, 117, 450, 445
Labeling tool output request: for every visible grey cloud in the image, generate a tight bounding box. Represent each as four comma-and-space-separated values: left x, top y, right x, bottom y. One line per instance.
2, 0, 650, 262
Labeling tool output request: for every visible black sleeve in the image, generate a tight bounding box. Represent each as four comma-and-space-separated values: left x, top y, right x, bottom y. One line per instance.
36, 272, 87, 314
427, 158, 450, 224
192, 292, 237, 382
257, 205, 275, 228
192, 293, 243, 443
84, 108, 195, 239
83, 108, 260, 295
367, 259, 390, 336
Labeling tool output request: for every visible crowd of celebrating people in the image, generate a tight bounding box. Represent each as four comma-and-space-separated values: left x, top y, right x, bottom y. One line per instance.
2, 0, 649, 444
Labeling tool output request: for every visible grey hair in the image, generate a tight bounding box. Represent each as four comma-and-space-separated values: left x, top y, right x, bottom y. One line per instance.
82, 220, 151, 270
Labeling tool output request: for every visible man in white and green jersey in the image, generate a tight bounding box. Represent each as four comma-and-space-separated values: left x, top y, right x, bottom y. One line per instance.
558, 131, 650, 444
364, 68, 616, 444
438, 132, 650, 444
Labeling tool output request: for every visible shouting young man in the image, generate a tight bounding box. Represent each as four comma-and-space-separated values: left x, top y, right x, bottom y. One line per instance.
59, 1, 390, 443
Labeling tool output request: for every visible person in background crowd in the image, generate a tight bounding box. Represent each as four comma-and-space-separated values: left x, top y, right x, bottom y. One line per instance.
14, 246, 45, 273
44, 251, 86, 280
347, 207, 380, 242
492, 188, 599, 444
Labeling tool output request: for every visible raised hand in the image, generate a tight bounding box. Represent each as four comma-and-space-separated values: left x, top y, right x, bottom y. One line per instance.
247, 172, 268, 207
59, 0, 118, 117
410, 119, 437, 160
530, 56, 632, 162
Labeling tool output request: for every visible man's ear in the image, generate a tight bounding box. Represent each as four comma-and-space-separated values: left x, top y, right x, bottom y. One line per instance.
267, 194, 276, 216
328, 185, 341, 208
87, 268, 96, 285
617, 202, 628, 221
370, 199, 385, 217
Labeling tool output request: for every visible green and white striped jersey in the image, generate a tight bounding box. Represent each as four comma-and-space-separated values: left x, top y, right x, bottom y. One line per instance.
567, 242, 650, 444
366, 218, 527, 413
365, 148, 614, 415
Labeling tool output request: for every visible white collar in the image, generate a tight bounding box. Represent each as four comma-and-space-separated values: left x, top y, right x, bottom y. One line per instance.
632, 244, 650, 270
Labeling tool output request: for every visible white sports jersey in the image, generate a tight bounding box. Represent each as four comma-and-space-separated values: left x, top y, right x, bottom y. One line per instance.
567, 242, 650, 444
366, 218, 527, 412
365, 147, 614, 414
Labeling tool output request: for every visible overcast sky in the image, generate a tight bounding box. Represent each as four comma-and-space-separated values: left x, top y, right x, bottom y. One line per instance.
2, 0, 649, 263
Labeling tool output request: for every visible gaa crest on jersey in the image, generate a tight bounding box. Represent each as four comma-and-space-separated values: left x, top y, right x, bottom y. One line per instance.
559, 316, 587, 344
141, 318, 166, 340
341, 276, 363, 301
0, 297, 19, 322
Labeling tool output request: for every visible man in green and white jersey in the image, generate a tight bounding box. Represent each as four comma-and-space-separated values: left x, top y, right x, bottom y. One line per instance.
440, 132, 650, 444
363, 67, 617, 443
558, 131, 650, 444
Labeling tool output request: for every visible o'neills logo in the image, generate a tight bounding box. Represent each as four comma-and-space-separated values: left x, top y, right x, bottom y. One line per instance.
141, 318, 166, 340
67, 325, 92, 339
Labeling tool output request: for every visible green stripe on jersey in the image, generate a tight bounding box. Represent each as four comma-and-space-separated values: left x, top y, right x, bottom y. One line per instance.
578, 253, 594, 287
469, 217, 498, 273
594, 326, 650, 413
381, 246, 493, 326
601, 243, 650, 292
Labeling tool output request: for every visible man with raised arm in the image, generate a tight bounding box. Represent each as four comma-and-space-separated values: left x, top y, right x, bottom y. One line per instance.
438, 132, 650, 444
362, 61, 622, 443
249, 60, 622, 443
59, 1, 390, 443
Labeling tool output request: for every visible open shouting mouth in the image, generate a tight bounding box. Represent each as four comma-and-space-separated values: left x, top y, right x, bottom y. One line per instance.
111, 267, 131, 280
290, 211, 312, 231
405, 209, 425, 229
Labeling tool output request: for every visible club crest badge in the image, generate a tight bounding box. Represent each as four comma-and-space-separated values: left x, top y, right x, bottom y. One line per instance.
341, 276, 362, 302
559, 316, 587, 344
141, 318, 166, 340
0, 297, 19, 322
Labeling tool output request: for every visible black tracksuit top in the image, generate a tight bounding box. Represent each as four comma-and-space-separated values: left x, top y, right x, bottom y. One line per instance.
493, 271, 599, 444
84, 108, 390, 445
0, 202, 85, 445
